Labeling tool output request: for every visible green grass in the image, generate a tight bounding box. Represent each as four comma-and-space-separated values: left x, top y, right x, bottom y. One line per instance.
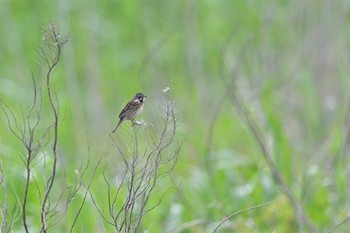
1, 0, 350, 232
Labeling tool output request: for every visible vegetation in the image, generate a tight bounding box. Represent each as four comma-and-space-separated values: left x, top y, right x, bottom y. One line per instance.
1, 0, 350, 232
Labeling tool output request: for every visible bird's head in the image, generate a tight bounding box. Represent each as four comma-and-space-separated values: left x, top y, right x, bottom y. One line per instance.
134, 92, 147, 103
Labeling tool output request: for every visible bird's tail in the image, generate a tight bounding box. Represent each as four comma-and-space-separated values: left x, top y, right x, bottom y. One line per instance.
111, 120, 122, 133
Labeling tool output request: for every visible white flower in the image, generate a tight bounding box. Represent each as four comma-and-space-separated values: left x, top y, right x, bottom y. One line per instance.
163, 87, 170, 93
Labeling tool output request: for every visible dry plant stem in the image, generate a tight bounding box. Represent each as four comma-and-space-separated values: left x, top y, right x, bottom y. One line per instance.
21, 74, 44, 233
0, 194, 7, 233
171, 219, 207, 233
212, 201, 273, 233
23, 152, 30, 233
0, 161, 21, 233
1, 23, 71, 232
325, 215, 350, 233
39, 23, 67, 233
69, 158, 102, 233
97, 95, 178, 232
0, 160, 8, 233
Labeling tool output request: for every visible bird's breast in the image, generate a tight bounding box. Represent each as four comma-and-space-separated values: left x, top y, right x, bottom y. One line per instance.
135, 104, 144, 116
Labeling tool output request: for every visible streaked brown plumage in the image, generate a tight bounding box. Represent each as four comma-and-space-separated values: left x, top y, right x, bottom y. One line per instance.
111, 93, 146, 133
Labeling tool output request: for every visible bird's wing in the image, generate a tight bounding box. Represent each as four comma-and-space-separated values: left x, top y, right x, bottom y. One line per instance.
119, 99, 141, 119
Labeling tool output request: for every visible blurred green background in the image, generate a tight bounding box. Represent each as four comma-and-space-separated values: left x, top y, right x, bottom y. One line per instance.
1, 0, 350, 232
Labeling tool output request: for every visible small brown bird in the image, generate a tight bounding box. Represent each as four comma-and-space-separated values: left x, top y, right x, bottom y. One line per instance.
111, 93, 147, 133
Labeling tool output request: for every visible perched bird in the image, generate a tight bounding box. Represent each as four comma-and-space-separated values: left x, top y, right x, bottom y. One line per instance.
111, 92, 147, 133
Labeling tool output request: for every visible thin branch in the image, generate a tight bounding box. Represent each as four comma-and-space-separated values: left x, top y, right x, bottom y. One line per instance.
95, 89, 180, 232
171, 219, 207, 233
326, 215, 350, 233
0, 160, 9, 233
69, 158, 102, 233
0, 101, 23, 143
88, 190, 116, 227
39, 22, 68, 233
213, 201, 274, 233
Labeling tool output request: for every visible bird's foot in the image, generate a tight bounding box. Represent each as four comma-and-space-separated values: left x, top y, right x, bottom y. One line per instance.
132, 120, 146, 127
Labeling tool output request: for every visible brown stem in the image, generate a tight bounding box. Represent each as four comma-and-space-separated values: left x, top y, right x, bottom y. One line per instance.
40, 23, 67, 233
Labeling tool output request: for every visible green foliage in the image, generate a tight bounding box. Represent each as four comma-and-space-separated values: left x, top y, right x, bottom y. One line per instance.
1, 0, 350, 232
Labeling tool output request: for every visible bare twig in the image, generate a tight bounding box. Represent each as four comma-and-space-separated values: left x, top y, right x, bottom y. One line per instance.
171, 219, 207, 233
1, 22, 69, 233
213, 201, 273, 233
93, 89, 179, 232
39, 22, 68, 233
0, 159, 9, 233
69, 157, 103, 233
325, 215, 350, 233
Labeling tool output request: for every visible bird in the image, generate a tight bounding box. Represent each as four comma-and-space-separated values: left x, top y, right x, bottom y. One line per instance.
111, 92, 147, 133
